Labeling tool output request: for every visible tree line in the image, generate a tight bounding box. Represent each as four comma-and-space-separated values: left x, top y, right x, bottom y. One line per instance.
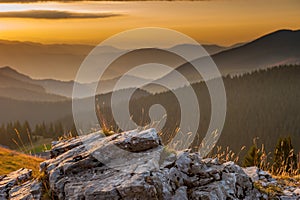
0, 121, 77, 148
243, 136, 298, 175
96, 65, 300, 159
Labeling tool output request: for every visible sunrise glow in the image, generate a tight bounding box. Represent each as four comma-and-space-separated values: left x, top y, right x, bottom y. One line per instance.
0, 0, 299, 46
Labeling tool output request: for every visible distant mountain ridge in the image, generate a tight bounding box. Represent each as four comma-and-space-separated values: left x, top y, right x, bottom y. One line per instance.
212, 29, 300, 73
1, 29, 299, 98
0, 67, 68, 102
0, 39, 232, 82
155, 29, 300, 89
0, 66, 152, 98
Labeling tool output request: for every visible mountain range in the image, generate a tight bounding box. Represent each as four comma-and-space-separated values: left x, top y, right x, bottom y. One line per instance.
0, 39, 237, 82
152, 29, 300, 89
0, 67, 67, 102
0, 29, 299, 101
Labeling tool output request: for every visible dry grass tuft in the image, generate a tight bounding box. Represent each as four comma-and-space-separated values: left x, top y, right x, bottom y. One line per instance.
0, 147, 44, 177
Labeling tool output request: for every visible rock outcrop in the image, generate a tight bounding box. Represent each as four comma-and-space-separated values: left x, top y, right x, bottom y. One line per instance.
243, 166, 300, 199
40, 128, 262, 199
1, 128, 299, 199
0, 168, 42, 200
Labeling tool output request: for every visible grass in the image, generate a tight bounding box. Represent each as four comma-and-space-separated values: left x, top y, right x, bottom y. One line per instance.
23, 137, 52, 154
0, 147, 44, 177
254, 182, 283, 197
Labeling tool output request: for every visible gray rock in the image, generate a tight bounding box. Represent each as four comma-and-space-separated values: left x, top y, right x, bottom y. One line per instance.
0, 168, 32, 199
9, 180, 42, 200
44, 129, 164, 199
280, 196, 299, 200
160, 151, 176, 169
243, 166, 259, 182
202, 157, 220, 165
294, 188, 300, 195
151, 169, 173, 199
172, 186, 188, 200
50, 131, 102, 158
175, 151, 193, 174
2, 128, 300, 200
283, 189, 294, 196
44, 129, 264, 200
114, 128, 161, 152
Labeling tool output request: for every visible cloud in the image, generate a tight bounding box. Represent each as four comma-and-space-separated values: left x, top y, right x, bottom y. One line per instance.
0, 10, 121, 19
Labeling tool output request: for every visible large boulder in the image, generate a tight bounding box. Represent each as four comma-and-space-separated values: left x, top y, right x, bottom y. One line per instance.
40, 128, 263, 200
2, 128, 299, 199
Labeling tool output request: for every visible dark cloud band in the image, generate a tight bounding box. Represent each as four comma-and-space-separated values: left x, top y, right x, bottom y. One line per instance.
0, 10, 121, 19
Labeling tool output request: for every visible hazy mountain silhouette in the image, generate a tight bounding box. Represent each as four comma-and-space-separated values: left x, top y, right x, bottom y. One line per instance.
36, 75, 151, 98
0, 66, 153, 98
0, 66, 44, 92
0, 39, 232, 82
0, 67, 68, 101
212, 29, 300, 74
152, 29, 300, 92
168, 43, 243, 58
0, 67, 67, 101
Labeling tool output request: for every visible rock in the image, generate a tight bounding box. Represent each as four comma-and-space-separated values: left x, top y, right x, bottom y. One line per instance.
283, 189, 294, 196
50, 131, 102, 158
42, 128, 164, 199
160, 151, 176, 169
151, 169, 173, 199
280, 196, 299, 200
114, 128, 161, 152
243, 166, 276, 184
9, 180, 42, 200
202, 158, 220, 165
242, 166, 300, 199
294, 188, 300, 195
175, 151, 193, 174
42, 129, 264, 199
0, 168, 32, 199
5, 128, 298, 199
243, 166, 259, 182
172, 186, 188, 200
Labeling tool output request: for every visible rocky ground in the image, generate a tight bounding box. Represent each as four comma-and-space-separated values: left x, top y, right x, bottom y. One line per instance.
0, 128, 299, 199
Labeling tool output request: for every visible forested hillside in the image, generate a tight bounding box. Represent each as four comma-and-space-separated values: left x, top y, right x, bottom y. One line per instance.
0, 65, 299, 156
97, 65, 300, 155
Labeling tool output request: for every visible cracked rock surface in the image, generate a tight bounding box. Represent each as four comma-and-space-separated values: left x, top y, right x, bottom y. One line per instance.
243, 166, 300, 199
0, 168, 42, 200
40, 128, 264, 200
2, 128, 299, 199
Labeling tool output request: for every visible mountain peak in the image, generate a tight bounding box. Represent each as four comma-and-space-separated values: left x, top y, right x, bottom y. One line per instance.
0, 66, 33, 83
269, 29, 299, 35
251, 29, 300, 44
0, 66, 18, 73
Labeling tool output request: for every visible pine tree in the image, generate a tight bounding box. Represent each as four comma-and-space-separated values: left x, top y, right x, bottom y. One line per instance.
22, 121, 32, 143
48, 123, 54, 138
23, 121, 31, 135
34, 124, 40, 136
54, 122, 64, 138
41, 122, 47, 137
272, 137, 297, 175
243, 138, 262, 167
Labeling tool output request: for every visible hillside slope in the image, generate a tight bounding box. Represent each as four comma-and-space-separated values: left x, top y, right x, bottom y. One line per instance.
0, 67, 68, 102
157, 29, 300, 87
0, 147, 43, 176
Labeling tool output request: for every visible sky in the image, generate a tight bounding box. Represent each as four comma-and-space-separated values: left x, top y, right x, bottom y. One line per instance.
0, 0, 299, 46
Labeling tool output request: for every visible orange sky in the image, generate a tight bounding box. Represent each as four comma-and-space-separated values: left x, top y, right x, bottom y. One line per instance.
0, 0, 299, 46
